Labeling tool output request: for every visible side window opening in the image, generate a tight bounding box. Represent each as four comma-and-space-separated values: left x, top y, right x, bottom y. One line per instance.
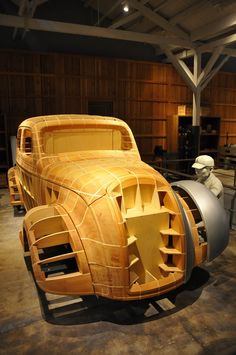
17, 129, 22, 150
23, 129, 33, 154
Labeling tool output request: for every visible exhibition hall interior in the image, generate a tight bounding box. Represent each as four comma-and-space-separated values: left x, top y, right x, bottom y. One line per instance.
0, 0, 236, 354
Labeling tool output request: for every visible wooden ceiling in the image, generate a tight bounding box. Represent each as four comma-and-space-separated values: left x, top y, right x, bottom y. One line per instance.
0, 0, 235, 67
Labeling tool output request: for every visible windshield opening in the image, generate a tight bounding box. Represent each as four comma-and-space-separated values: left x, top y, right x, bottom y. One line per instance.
42, 126, 133, 154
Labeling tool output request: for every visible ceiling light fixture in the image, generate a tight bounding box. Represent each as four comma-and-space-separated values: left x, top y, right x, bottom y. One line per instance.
123, 3, 129, 12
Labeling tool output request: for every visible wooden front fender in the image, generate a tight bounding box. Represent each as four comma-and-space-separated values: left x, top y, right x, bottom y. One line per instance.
20, 204, 94, 296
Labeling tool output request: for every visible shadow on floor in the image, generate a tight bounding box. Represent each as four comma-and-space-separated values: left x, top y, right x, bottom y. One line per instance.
24, 257, 210, 326
13, 206, 26, 217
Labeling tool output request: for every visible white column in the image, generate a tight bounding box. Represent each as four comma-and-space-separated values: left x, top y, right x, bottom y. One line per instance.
192, 51, 201, 126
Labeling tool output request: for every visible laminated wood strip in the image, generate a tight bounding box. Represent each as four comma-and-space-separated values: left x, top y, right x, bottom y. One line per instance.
159, 247, 182, 255
36, 251, 82, 265
160, 228, 181, 235
32, 230, 70, 248
159, 263, 182, 272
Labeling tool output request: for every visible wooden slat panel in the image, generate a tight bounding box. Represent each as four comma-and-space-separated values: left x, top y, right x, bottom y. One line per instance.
1, 49, 236, 159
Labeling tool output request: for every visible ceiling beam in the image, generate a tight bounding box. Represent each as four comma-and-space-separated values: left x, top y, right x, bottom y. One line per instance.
177, 46, 236, 59
95, 0, 123, 26
13, 0, 41, 40
197, 46, 224, 85
109, 0, 168, 29
161, 46, 196, 92
129, 0, 189, 40
199, 33, 236, 52
176, 49, 196, 59
191, 12, 236, 41
109, 11, 142, 29
201, 55, 230, 91
109, 0, 149, 29
223, 48, 236, 58
170, 0, 209, 25
0, 14, 192, 48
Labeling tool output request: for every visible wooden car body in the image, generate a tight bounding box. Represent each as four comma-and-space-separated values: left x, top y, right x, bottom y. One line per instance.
8, 114, 229, 300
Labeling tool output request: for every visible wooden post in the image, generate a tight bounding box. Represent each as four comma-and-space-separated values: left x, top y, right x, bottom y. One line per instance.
192, 52, 201, 155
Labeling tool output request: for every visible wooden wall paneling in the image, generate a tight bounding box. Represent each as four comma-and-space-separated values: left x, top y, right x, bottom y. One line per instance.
26, 75, 42, 116
227, 89, 236, 105
152, 137, 167, 151
169, 84, 191, 104
1, 50, 236, 160
128, 62, 137, 79
65, 77, 81, 97
219, 119, 236, 145
116, 99, 127, 118
223, 105, 236, 119
130, 81, 137, 99
41, 75, 55, 97
80, 56, 95, 77
153, 102, 168, 117
226, 74, 236, 88
167, 115, 178, 153
55, 77, 66, 113
117, 80, 126, 99
8, 51, 25, 73
95, 58, 116, 79
135, 62, 153, 80
152, 63, 168, 83
152, 119, 166, 137
211, 104, 224, 117
40, 53, 55, 74
117, 60, 129, 79
81, 78, 96, 98
0, 51, 10, 72
132, 118, 152, 135
0, 96, 9, 116
25, 75, 41, 97
54, 54, 65, 75
65, 97, 82, 114
167, 103, 179, 117
153, 83, 168, 101
64, 55, 80, 75
139, 101, 154, 118
24, 53, 40, 73
8, 97, 26, 116
42, 97, 56, 115
127, 100, 139, 118
41, 74, 56, 114
135, 137, 153, 158
168, 65, 185, 85
0, 75, 9, 112
113, 61, 119, 118
95, 79, 115, 98
25, 97, 42, 117
24, 75, 42, 116
201, 87, 211, 104
8, 75, 25, 98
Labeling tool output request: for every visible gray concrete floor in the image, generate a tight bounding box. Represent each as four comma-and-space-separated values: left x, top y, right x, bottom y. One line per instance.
0, 188, 236, 355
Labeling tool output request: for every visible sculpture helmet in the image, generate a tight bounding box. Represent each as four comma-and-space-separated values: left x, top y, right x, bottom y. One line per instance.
192, 155, 214, 169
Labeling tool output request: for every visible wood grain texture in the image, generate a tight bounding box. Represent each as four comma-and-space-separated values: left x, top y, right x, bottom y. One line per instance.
9, 114, 209, 300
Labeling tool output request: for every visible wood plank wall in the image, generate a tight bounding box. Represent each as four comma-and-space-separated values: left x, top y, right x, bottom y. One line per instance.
0, 49, 236, 160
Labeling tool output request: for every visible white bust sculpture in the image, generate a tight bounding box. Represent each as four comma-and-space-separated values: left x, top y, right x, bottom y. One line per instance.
192, 155, 224, 205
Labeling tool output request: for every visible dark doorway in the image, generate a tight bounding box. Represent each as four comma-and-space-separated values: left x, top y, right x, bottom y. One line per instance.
87, 101, 113, 116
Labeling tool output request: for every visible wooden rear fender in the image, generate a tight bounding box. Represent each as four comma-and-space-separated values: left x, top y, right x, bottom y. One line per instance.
20, 204, 94, 295
8, 166, 23, 207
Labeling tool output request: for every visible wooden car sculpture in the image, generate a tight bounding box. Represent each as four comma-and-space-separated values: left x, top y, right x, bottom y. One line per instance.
8, 114, 229, 300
